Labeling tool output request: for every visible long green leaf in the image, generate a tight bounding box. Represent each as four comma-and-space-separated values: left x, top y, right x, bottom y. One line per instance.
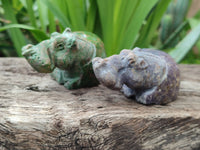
66, 0, 86, 31
36, 0, 48, 32
26, 0, 37, 27
48, 10, 56, 33
97, 0, 139, 55
0, 24, 49, 41
19, 0, 27, 8
113, 0, 139, 53
189, 18, 200, 55
86, 0, 97, 32
169, 23, 200, 63
49, 0, 69, 32
97, 0, 159, 55
135, 0, 171, 48
119, 0, 159, 50
40, 0, 71, 28
97, 0, 115, 55
160, 21, 188, 49
2, 0, 27, 56
55, 0, 69, 20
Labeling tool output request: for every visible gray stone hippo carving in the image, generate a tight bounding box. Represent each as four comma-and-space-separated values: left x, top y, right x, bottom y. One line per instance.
92, 47, 180, 105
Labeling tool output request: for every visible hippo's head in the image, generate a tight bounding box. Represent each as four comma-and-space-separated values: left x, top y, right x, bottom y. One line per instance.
92, 48, 149, 90
92, 55, 123, 89
22, 28, 96, 72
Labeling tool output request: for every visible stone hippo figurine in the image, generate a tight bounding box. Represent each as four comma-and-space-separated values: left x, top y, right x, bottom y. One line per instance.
92, 47, 180, 105
22, 28, 106, 89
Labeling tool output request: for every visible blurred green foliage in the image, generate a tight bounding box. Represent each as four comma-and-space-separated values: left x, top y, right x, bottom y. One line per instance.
0, 0, 200, 63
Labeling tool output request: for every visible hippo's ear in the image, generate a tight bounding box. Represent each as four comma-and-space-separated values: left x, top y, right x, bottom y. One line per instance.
22, 42, 55, 73
132, 47, 141, 52
63, 28, 72, 34
136, 58, 148, 70
127, 53, 148, 70
126, 53, 137, 67
50, 32, 60, 39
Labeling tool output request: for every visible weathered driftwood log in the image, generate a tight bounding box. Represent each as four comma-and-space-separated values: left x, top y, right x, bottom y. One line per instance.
0, 58, 200, 150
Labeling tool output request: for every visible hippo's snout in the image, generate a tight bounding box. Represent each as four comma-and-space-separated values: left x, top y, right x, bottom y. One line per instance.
22, 44, 34, 56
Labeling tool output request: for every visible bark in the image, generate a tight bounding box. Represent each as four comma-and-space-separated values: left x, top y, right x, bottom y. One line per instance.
0, 58, 200, 150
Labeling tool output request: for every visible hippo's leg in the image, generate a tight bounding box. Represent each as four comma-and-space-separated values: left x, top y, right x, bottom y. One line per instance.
63, 77, 81, 89
121, 84, 136, 97
51, 68, 82, 89
136, 87, 157, 105
50, 68, 66, 84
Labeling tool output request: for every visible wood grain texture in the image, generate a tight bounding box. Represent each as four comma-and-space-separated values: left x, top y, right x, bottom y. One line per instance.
0, 58, 200, 150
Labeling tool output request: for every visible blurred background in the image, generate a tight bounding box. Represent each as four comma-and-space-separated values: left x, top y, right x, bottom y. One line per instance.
0, 0, 200, 64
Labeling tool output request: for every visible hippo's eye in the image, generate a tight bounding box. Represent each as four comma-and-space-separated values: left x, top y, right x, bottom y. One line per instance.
121, 56, 125, 60
71, 43, 76, 49
56, 42, 65, 51
128, 58, 135, 64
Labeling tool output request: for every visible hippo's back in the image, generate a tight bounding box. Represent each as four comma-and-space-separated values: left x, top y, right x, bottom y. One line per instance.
74, 32, 106, 58
141, 48, 180, 104
141, 48, 175, 64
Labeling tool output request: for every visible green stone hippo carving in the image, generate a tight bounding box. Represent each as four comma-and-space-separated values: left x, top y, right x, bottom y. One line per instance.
22, 28, 106, 89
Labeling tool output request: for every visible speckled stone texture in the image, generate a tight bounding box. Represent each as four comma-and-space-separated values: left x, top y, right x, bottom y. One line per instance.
92, 47, 180, 105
